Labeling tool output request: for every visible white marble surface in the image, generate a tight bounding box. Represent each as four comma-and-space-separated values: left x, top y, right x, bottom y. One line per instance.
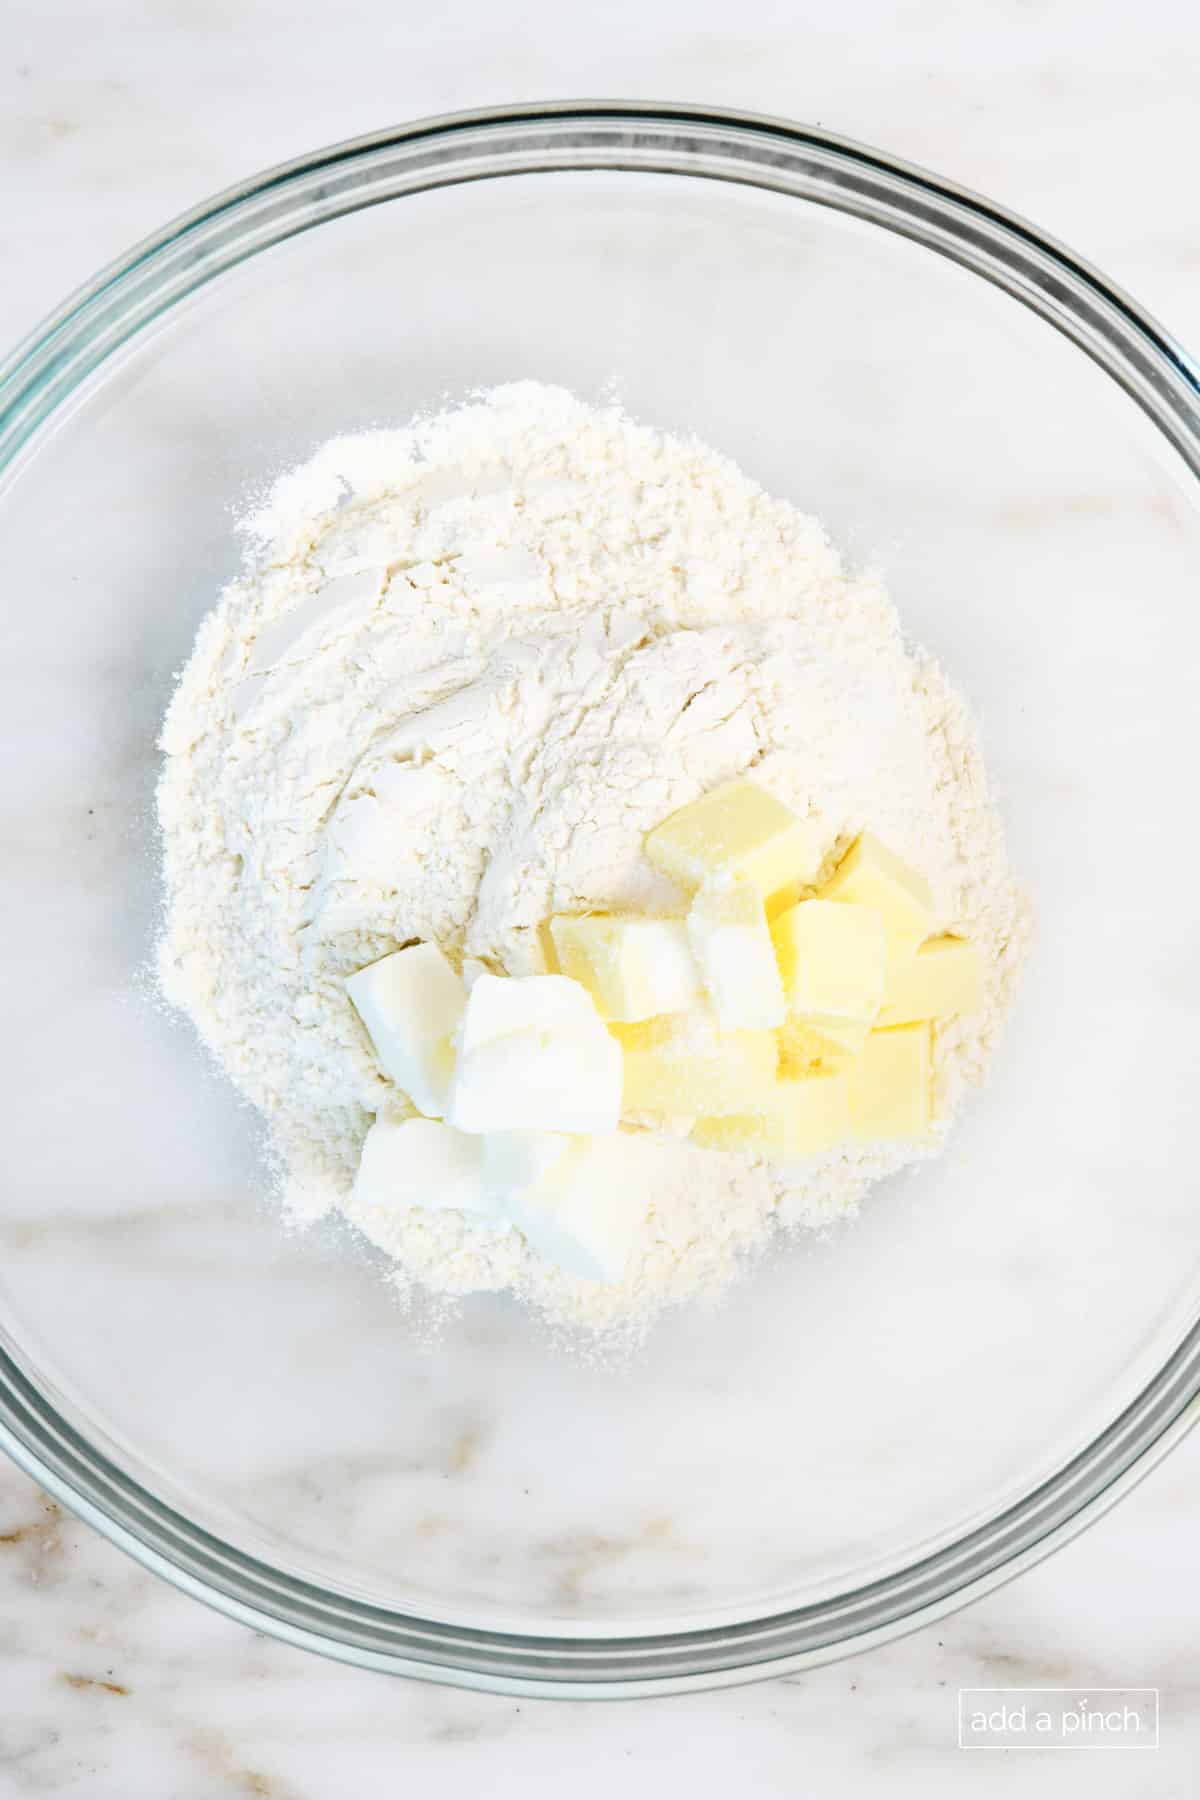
2, 0, 1199, 1793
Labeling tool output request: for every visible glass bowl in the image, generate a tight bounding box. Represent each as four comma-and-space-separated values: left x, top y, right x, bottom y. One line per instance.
2, 104, 1198, 1698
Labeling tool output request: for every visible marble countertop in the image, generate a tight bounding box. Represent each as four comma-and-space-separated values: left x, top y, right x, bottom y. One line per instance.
2, 1, 1197, 1793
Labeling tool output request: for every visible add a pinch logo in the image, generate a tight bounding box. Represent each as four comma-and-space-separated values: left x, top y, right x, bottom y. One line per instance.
958, 1688, 1159, 1751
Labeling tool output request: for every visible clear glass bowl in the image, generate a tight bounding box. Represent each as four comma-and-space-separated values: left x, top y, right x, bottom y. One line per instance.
2, 104, 1198, 1697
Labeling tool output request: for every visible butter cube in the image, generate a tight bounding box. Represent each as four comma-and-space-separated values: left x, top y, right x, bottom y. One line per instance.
820, 833, 935, 929
777, 1015, 869, 1074
694, 1068, 850, 1158
847, 1023, 932, 1142
506, 1135, 648, 1284
876, 936, 983, 1028
771, 898, 885, 1024
549, 914, 701, 1022
687, 880, 785, 1029
800, 1016, 872, 1054
645, 781, 823, 910
347, 942, 466, 1117
351, 1116, 493, 1215
883, 934, 926, 985
616, 1011, 778, 1117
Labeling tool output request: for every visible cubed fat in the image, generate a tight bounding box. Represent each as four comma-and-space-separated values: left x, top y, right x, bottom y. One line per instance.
351, 1116, 492, 1214
687, 880, 785, 1029
506, 1135, 649, 1284
644, 780, 823, 910
346, 942, 466, 1117
457, 972, 598, 1054
771, 897, 885, 1023
777, 1015, 869, 1074
847, 1023, 932, 1142
448, 1024, 622, 1135
820, 832, 935, 929
482, 1129, 576, 1204
449, 974, 621, 1135
549, 914, 701, 1022
876, 936, 983, 1027
616, 1011, 778, 1117
693, 1067, 850, 1158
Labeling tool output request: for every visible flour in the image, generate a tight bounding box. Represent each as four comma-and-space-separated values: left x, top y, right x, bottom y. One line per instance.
156, 383, 1029, 1341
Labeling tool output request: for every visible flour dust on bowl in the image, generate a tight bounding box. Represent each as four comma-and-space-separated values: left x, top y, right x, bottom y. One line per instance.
1, 107, 1198, 1695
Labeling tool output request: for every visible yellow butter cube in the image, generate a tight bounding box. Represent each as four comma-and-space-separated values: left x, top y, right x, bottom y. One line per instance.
876, 935, 983, 1028
778, 1019, 837, 1076
847, 1023, 932, 1142
882, 931, 928, 985
819, 833, 935, 982
800, 1015, 872, 1055
644, 781, 823, 911
687, 880, 785, 1029
615, 1011, 778, 1118
694, 1068, 850, 1158
777, 1015, 868, 1075
771, 898, 885, 1023
613, 1014, 679, 1052
692, 1115, 762, 1151
549, 914, 702, 1023
820, 832, 934, 929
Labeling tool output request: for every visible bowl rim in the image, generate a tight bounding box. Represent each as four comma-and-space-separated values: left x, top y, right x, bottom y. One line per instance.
2, 100, 1198, 1697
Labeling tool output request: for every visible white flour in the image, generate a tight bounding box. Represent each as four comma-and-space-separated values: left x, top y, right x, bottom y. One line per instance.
157, 383, 1028, 1340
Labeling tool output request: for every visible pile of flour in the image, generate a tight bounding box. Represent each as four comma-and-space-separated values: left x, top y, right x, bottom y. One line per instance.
157, 383, 1029, 1339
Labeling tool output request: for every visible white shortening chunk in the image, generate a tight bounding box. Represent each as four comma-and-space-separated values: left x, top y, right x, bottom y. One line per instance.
351, 1116, 493, 1215
687, 880, 785, 1029
549, 914, 702, 1022
482, 1130, 576, 1204
457, 973, 597, 1052
450, 1031, 622, 1134
448, 974, 622, 1135
507, 1136, 648, 1284
460, 956, 491, 991
346, 942, 466, 1117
